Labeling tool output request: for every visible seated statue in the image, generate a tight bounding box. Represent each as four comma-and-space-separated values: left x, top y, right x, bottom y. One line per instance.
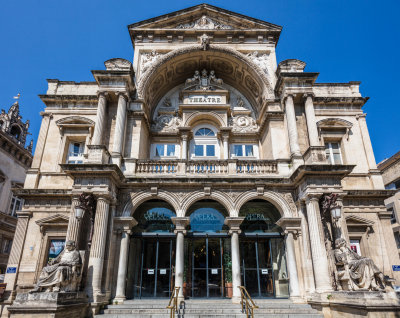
208, 70, 223, 87
31, 240, 82, 293
334, 238, 385, 291
185, 70, 200, 88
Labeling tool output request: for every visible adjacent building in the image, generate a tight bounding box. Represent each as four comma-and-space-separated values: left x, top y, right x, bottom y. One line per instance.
2, 4, 399, 317
378, 151, 400, 255
0, 100, 32, 275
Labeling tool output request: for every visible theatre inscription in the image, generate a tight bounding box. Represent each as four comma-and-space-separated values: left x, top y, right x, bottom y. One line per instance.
185, 94, 225, 105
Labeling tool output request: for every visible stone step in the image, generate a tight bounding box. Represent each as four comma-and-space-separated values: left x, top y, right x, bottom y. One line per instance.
97, 315, 323, 318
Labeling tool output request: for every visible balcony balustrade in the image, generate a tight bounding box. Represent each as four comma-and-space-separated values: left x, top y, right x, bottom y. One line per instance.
129, 159, 279, 177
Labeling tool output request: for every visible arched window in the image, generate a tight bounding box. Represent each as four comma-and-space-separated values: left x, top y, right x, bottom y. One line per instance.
239, 200, 282, 233
188, 200, 228, 233
191, 125, 219, 159
133, 200, 176, 233
195, 128, 215, 136
10, 125, 21, 140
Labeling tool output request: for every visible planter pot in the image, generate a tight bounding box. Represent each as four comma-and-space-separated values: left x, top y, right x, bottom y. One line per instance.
225, 282, 233, 298
183, 282, 188, 298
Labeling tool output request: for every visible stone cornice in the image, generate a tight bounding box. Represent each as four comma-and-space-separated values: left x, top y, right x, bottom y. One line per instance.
39, 95, 98, 102
313, 96, 369, 106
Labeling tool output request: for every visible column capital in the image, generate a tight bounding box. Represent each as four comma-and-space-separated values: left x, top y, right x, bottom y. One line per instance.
116, 91, 129, 101
276, 217, 302, 236
305, 193, 322, 203
114, 216, 138, 233
171, 217, 190, 234
97, 91, 108, 98
224, 217, 245, 234
302, 93, 314, 101
283, 93, 295, 104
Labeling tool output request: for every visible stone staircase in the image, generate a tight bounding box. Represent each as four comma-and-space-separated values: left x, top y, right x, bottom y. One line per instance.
96, 298, 324, 317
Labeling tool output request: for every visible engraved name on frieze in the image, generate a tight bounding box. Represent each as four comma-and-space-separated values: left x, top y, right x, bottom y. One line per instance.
187, 95, 223, 104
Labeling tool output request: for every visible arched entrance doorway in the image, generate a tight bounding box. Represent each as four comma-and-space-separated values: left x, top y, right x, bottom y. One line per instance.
239, 200, 289, 298
184, 200, 230, 298
126, 199, 176, 299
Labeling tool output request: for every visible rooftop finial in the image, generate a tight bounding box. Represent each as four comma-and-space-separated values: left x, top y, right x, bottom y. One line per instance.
13, 93, 21, 103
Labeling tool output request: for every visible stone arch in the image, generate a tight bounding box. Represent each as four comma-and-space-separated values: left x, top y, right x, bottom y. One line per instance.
180, 190, 234, 216
185, 111, 226, 128
137, 44, 274, 118
234, 190, 293, 217
121, 190, 180, 217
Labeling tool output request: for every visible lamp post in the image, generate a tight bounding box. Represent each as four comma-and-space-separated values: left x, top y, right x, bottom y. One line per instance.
74, 193, 96, 247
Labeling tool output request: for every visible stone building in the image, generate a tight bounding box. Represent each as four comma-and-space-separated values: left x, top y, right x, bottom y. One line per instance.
2, 4, 400, 317
0, 99, 32, 275
378, 151, 400, 257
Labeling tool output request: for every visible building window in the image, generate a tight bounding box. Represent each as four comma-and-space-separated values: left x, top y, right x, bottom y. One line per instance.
389, 208, 397, 224
350, 239, 361, 256
232, 144, 256, 158
67, 141, 85, 164
2, 239, 12, 254
191, 126, 219, 159
394, 232, 400, 249
9, 195, 23, 216
154, 144, 176, 158
325, 142, 342, 164
47, 239, 65, 264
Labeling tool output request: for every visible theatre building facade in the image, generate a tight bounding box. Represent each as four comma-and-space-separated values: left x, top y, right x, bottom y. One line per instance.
2, 4, 400, 317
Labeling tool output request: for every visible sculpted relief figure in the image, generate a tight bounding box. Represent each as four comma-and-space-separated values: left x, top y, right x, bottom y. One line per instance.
151, 114, 182, 133
185, 70, 201, 88
185, 70, 223, 90
177, 15, 233, 30
141, 50, 164, 74
230, 115, 258, 133
208, 70, 223, 87
334, 238, 385, 291
246, 51, 270, 75
30, 240, 82, 293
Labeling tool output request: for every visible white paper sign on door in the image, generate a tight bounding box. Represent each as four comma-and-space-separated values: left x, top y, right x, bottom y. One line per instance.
211, 269, 218, 274
148, 269, 154, 275
261, 269, 268, 275
160, 269, 167, 275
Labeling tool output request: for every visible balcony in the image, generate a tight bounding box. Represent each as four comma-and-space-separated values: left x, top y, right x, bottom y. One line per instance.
125, 159, 282, 177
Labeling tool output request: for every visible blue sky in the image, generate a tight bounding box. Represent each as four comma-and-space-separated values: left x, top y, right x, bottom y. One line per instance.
0, 0, 399, 163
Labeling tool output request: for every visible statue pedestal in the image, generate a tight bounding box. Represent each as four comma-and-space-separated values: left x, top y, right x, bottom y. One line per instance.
8, 292, 89, 318
308, 291, 400, 318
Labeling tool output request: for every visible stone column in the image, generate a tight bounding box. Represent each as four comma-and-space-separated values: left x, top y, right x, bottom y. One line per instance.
225, 217, 244, 304
112, 92, 128, 166
285, 231, 300, 298
171, 217, 190, 302
181, 135, 188, 160
223, 135, 229, 160
92, 92, 107, 145
285, 95, 301, 157
298, 202, 315, 293
86, 197, 110, 301
66, 196, 81, 243
113, 217, 137, 303
276, 217, 302, 300
3, 211, 32, 300
304, 94, 319, 147
305, 195, 332, 292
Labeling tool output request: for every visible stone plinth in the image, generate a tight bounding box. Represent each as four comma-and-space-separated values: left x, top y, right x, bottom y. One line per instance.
309, 291, 400, 318
8, 292, 88, 318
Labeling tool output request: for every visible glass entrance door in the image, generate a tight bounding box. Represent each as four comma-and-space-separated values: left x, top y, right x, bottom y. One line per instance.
186, 237, 230, 298
240, 237, 289, 298
130, 237, 175, 298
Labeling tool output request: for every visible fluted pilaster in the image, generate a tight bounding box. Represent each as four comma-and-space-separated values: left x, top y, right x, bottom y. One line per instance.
305, 196, 332, 292
92, 92, 107, 145
285, 95, 301, 156
66, 197, 81, 243
86, 197, 110, 300
112, 92, 128, 156
304, 95, 319, 147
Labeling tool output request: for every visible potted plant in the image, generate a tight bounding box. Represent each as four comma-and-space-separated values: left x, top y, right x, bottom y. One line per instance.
224, 253, 233, 298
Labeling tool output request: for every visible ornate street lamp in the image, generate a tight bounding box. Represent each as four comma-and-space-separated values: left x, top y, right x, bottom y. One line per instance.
74, 193, 96, 246
330, 205, 342, 220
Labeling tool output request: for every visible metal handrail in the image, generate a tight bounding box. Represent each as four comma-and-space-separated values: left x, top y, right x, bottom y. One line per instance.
238, 286, 259, 318
166, 287, 180, 318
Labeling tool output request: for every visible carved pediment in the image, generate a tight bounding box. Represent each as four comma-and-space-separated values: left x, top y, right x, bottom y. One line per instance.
36, 214, 69, 232
317, 118, 353, 129
128, 4, 282, 31
104, 58, 132, 71
56, 116, 95, 131
345, 214, 374, 228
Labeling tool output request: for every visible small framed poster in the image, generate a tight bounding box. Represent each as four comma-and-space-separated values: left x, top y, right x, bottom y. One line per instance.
6, 267, 17, 274
211, 268, 218, 275
148, 269, 154, 275
160, 269, 167, 275
261, 269, 269, 275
